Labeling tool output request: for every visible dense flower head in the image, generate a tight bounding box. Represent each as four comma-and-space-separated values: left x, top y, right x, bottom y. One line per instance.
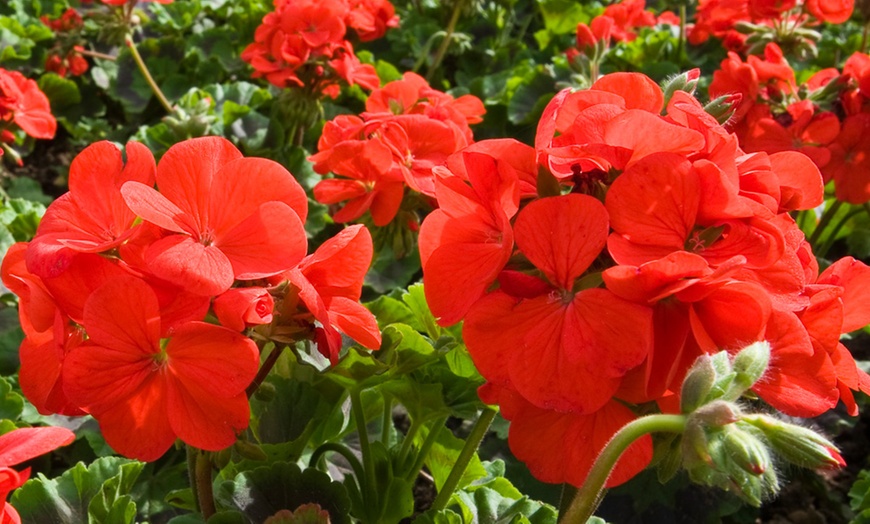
241, 0, 392, 96
419, 71, 870, 490
0, 68, 57, 146
2, 136, 381, 461
311, 72, 485, 226
710, 43, 870, 204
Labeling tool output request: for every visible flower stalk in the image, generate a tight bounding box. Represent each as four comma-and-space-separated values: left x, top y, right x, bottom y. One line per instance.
125, 34, 173, 113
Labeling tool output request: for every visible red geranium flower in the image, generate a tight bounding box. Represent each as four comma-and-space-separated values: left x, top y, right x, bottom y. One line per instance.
62, 276, 258, 461
121, 137, 308, 296
0, 69, 56, 140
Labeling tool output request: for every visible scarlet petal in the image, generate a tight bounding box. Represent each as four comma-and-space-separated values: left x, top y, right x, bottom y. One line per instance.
96, 374, 177, 462
155, 137, 243, 220
769, 151, 824, 211
607, 153, 698, 252
209, 157, 309, 227
499, 387, 652, 488
121, 181, 195, 235
81, 276, 161, 355
327, 296, 382, 349
146, 236, 234, 296
514, 194, 608, 290
217, 201, 307, 280
0, 427, 75, 467
300, 224, 373, 296
167, 384, 250, 452
592, 72, 664, 113
165, 322, 259, 397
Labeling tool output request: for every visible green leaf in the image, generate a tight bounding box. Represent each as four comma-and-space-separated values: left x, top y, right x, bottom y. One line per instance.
417, 424, 487, 492
38, 73, 82, 111
453, 486, 559, 524
403, 283, 441, 340
507, 67, 556, 125
11, 457, 145, 524
0, 307, 23, 375
0, 197, 46, 240
414, 509, 464, 524
216, 462, 351, 524
0, 376, 24, 421
4, 178, 51, 205
366, 295, 419, 331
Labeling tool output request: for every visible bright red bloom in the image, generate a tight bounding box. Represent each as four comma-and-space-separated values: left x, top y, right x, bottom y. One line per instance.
600, 0, 656, 42
0, 69, 56, 140
805, 0, 854, 23
0, 426, 75, 524
823, 113, 870, 203
101, 0, 172, 5
26, 141, 155, 276
420, 143, 532, 325
62, 276, 258, 461
346, 0, 399, 41
121, 137, 308, 296
284, 225, 381, 363
214, 287, 275, 332
464, 194, 653, 414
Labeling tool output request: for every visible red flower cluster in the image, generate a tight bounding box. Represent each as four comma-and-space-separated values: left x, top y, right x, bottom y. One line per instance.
310, 72, 485, 225
573, 0, 657, 52
241, 0, 395, 96
419, 72, 870, 488
101, 0, 173, 5
711, 43, 870, 204
1, 137, 380, 461
41, 9, 89, 78
0, 68, 56, 161
690, 0, 853, 50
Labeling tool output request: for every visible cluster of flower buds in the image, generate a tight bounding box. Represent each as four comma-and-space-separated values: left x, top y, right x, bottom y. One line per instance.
41, 8, 89, 78
670, 343, 844, 506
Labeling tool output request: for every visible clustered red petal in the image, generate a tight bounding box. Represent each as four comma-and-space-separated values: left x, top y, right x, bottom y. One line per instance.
241, 0, 394, 96
0, 68, 57, 149
311, 72, 486, 225
419, 71, 870, 489
1, 136, 381, 462
710, 42, 870, 204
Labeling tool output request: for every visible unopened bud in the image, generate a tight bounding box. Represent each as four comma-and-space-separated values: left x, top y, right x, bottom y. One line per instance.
744, 414, 845, 470
729, 341, 770, 396
704, 94, 742, 125
681, 353, 717, 413
693, 400, 741, 428
662, 68, 701, 106
721, 424, 771, 476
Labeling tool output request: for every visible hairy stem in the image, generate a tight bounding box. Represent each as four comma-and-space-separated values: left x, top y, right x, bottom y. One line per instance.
560, 414, 687, 523
246, 344, 285, 398
193, 448, 217, 519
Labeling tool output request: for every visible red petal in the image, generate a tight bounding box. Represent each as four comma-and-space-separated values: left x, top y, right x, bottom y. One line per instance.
769, 151, 824, 211
514, 194, 608, 290
121, 181, 195, 235
499, 388, 651, 488
592, 72, 664, 113
209, 157, 308, 228
165, 321, 259, 397
167, 383, 250, 452
155, 137, 242, 222
95, 374, 177, 462
0, 427, 74, 467
327, 296, 382, 349
299, 224, 372, 298
81, 276, 161, 356
145, 235, 234, 296
817, 257, 870, 332
217, 201, 307, 280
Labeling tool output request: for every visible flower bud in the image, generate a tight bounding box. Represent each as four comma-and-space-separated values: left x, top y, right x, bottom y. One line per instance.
704, 93, 742, 125
662, 68, 701, 106
214, 287, 275, 331
721, 424, 771, 476
681, 353, 717, 413
744, 414, 845, 470
729, 341, 770, 395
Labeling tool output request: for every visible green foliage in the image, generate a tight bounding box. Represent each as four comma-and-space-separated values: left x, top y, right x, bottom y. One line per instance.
216, 462, 351, 524
11, 457, 145, 524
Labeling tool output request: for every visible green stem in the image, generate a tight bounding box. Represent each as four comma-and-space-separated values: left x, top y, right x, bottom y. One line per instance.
186, 445, 200, 513
350, 389, 377, 507
193, 448, 217, 519
246, 344, 285, 398
558, 484, 579, 521
396, 415, 423, 471
309, 442, 368, 484
431, 407, 498, 511
381, 396, 393, 445
677, 3, 687, 64
405, 417, 449, 483
427, 0, 464, 81
560, 414, 687, 524
862, 18, 870, 54
125, 34, 173, 113
807, 200, 843, 252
